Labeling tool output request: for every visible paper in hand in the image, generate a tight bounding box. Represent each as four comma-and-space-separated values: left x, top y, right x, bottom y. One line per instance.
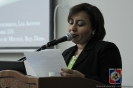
24, 49, 67, 77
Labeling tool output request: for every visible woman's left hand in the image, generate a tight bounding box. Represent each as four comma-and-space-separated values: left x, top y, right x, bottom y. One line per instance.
60, 68, 85, 78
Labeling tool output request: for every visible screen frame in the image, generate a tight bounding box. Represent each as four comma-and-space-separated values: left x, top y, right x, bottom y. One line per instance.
0, 0, 54, 50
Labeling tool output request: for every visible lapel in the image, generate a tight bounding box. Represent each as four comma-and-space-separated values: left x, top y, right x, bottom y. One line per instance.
72, 38, 98, 68
65, 46, 77, 65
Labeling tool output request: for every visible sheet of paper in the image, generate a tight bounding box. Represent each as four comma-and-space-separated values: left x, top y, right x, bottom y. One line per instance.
24, 49, 67, 77
24, 60, 37, 76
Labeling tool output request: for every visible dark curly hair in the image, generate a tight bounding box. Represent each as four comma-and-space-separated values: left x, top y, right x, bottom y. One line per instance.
68, 3, 106, 40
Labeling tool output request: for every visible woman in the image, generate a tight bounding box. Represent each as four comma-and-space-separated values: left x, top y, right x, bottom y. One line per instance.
60, 3, 122, 85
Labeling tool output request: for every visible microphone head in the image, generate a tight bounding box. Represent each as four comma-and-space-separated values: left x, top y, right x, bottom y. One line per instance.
66, 33, 73, 41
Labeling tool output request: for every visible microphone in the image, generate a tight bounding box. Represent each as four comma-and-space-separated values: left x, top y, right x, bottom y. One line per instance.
18, 33, 73, 61
36, 33, 73, 51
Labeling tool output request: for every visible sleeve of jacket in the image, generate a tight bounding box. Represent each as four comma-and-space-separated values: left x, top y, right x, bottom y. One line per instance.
86, 42, 122, 86
62, 49, 68, 57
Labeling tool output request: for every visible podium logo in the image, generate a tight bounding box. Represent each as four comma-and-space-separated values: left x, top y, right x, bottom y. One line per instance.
109, 69, 122, 84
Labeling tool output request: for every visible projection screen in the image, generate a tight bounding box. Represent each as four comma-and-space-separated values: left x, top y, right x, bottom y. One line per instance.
0, 0, 53, 49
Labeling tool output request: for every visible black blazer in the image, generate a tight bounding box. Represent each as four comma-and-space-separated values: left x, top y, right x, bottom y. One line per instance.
62, 38, 122, 85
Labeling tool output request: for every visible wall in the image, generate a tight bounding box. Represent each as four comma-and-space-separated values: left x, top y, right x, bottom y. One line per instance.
0, 52, 23, 61
0, 0, 133, 86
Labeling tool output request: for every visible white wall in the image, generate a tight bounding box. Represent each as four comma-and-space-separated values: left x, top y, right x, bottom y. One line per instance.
0, 0, 133, 86
55, 0, 133, 86
0, 53, 23, 61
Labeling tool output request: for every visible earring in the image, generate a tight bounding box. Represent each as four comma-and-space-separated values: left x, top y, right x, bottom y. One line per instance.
92, 32, 95, 35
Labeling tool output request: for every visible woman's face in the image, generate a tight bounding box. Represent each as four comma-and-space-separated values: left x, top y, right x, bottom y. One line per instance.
68, 11, 94, 44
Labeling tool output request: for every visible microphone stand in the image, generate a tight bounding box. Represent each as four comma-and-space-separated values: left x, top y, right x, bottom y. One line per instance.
17, 32, 72, 61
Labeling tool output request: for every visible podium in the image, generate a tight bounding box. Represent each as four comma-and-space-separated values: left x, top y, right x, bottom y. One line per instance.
0, 70, 38, 88
0, 70, 106, 88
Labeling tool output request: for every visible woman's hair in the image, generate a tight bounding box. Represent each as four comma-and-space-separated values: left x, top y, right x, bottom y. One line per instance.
68, 3, 106, 40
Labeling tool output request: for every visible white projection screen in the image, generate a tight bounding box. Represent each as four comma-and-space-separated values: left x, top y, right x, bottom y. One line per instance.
0, 0, 53, 49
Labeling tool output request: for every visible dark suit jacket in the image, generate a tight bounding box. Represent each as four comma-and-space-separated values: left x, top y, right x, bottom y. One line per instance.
62, 38, 122, 85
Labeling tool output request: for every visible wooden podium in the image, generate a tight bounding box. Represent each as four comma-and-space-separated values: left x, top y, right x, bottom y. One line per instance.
0, 70, 105, 88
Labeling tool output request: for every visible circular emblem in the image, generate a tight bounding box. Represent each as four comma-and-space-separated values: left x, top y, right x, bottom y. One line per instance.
111, 71, 120, 81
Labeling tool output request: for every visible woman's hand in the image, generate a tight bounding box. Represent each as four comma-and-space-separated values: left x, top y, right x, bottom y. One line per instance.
60, 68, 85, 78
